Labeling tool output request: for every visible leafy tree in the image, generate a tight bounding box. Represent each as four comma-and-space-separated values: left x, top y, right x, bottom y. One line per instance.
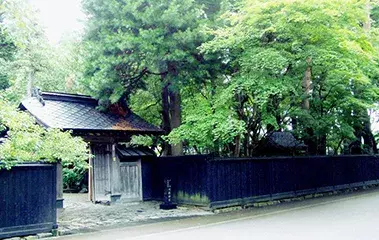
0, 0, 85, 102
167, 81, 246, 154
0, 4, 17, 90
0, 0, 49, 101
202, 0, 379, 155
36, 34, 87, 94
0, 98, 90, 170
0, 0, 90, 187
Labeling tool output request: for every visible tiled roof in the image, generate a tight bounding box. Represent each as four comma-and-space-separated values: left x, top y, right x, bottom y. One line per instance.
20, 92, 162, 134
116, 145, 156, 157
267, 132, 307, 149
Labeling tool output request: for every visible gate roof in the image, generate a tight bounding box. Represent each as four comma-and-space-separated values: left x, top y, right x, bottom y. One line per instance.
20, 91, 163, 137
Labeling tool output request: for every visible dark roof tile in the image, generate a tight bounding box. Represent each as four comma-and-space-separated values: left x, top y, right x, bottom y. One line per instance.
20, 92, 162, 134
116, 145, 156, 157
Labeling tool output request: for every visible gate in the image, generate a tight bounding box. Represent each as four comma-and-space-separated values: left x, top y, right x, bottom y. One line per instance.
120, 160, 142, 201
92, 144, 111, 202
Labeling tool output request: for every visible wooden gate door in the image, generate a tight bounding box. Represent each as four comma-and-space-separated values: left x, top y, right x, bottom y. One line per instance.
120, 160, 142, 201
92, 144, 111, 202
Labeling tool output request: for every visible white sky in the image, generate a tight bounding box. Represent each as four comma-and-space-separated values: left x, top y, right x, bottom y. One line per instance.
27, 0, 86, 43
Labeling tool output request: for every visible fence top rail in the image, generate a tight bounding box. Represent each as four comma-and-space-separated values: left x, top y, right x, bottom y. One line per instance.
158, 155, 210, 160
211, 154, 379, 162
157, 154, 379, 162
0, 162, 56, 168
15, 163, 56, 167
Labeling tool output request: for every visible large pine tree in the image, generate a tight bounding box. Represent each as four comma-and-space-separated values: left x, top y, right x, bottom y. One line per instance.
82, 0, 225, 155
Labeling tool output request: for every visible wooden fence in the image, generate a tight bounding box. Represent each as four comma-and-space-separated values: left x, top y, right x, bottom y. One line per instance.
0, 163, 57, 239
152, 155, 379, 209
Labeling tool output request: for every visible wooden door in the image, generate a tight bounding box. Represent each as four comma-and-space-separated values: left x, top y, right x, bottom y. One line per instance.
120, 160, 142, 201
92, 144, 111, 202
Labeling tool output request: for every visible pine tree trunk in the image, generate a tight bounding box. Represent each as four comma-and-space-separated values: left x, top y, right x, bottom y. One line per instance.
161, 79, 172, 156
169, 89, 183, 156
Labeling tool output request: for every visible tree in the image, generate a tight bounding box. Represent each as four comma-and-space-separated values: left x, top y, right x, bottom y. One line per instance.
0, 0, 90, 186
202, 0, 379, 155
82, 0, 228, 155
0, 98, 90, 170
0, 3, 17, 90
167, 80, 246, 155
0, 0, 85, 103
36, 33, 87, 94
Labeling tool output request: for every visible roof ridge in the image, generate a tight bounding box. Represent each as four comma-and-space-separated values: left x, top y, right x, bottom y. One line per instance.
41, 92, 97, 105
42, 91, 92, 98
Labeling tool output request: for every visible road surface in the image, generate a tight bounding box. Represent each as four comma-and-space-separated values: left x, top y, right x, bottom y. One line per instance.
54, 188, 379, 240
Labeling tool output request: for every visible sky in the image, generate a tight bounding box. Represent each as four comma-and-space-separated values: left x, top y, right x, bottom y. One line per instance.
27, 0, 86, 44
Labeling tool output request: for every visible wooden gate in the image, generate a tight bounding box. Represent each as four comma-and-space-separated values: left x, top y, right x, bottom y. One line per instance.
120, 160, 142, 201
92, 144, 112, 202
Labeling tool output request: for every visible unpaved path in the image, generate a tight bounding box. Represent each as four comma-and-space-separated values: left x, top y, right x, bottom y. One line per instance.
58, 194, 211, 235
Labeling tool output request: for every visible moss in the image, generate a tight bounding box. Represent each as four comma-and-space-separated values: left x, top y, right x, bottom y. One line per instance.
176, 191, 210, 204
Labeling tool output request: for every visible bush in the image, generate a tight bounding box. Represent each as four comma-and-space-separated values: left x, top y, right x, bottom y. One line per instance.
63, 162, 88, 191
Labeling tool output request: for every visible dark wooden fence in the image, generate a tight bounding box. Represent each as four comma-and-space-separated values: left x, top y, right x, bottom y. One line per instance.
0, 163, 57, 239
152, 155, 379, 209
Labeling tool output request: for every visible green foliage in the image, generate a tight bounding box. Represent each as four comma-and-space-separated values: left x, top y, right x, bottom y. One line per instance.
3, 0, 377, 157
0, 0, 86, 103
81, 0, 233, 154
34, 34, 87, 94
62, 157, 88, 190
0, 0, 90, 178
202, 0, 379, 154
168, 83, 246, 153
81, 0, 221, 103
128, 77, 161, 147
129, 77, 162, 127
129, 135, 154, 147
0, 99, 90, 171
0, 4, 16, 90
0, 1, 88, 186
